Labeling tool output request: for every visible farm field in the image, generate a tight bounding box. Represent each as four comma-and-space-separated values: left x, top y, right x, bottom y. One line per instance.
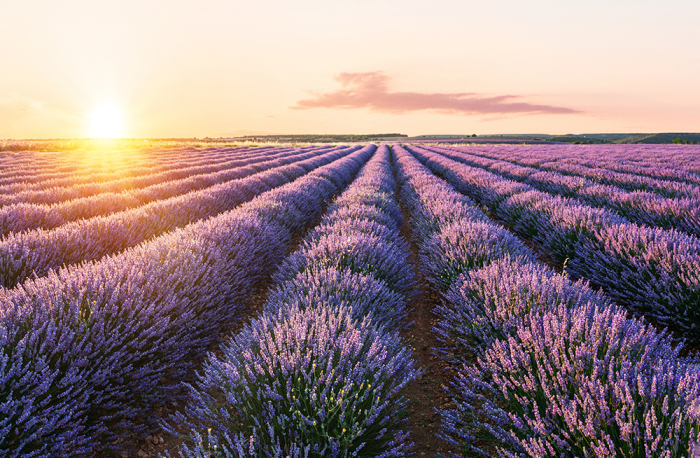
1, 143, 699, 457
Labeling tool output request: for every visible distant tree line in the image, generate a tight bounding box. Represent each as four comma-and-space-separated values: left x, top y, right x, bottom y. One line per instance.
672, 137, 697, 145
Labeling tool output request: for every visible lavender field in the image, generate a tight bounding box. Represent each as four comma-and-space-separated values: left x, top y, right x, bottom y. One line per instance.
1, 143, 699, 457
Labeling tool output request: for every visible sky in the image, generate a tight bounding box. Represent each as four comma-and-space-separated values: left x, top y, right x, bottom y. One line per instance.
1, 0, 699, 138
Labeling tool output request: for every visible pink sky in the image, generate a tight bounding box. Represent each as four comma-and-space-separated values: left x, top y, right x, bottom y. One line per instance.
1, 0, 699, 138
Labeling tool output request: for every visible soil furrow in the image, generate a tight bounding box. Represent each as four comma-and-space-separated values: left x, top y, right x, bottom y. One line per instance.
392, 151, 456, 457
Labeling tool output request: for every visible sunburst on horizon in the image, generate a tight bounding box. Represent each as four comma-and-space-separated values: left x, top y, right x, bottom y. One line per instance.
87, 102, 127, 139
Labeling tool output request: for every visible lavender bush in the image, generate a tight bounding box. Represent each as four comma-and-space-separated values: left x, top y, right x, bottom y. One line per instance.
436, 258, 613, 360
307, 219, 401, 246
321, 204, 400, 231
571, 222, 700, 338
420, 220, 535, 291
272, 232, 415, 297
265, 267, 408, 330
438, 304, 700, 458
171, 304, 420, 458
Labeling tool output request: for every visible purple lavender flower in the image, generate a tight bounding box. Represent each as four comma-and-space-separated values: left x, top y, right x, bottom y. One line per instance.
438, 304, 700, 458
266, 266, 408, 330
170, 303, 420, 458
571, 222, 700, 338
436, 258, 612, 360
273, 232, 415, 297
420, 221, 535, 291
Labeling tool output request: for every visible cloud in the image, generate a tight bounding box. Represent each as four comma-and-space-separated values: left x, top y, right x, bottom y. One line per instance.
292, 72, 580, 116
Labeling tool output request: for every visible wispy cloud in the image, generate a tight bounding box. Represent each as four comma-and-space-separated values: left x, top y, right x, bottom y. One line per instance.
292, 72, 580, 116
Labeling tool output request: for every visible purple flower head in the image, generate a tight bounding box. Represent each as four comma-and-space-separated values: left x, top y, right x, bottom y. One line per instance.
420, 220, 536, 291
265, 266, 408, 330
273, 232, 416, 297
571, 222, 700, 339
170, 304, 420, 457
436, 258, 613, 360
439, 304, 700, 457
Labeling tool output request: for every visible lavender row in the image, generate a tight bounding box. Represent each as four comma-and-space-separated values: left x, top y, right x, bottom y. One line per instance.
0, 145, 375, 456
458, 143, 700, 179
0, 145, 303, 206
0, 146, 254, 198
529, 144, 700, 185
0, 145, 249, 183
428, 145, 700, 238
0, 147, 159, 176
0, 145, 357, 290
169, 145, 420, 457
392, 145, 700, 457
0, 146, 290, 194
407, 145, 700, 341
0, 146, 195, 185
0, 146, 335, 237
551, 152, 700, 187
450, 144, 700, 199
453, 144, 700, 198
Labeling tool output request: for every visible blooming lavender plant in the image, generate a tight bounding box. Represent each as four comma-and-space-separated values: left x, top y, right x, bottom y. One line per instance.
321, 204, 401, 231
170, 304, 420, 458
571, 222, 700, 338
307, 219, 401, 246
331, 189, 403, 227
272, 232, 415, 296
438, 304, 700, 458
436, 257, 613, 360
420, 221, 535, 291
265, 267, 408, 330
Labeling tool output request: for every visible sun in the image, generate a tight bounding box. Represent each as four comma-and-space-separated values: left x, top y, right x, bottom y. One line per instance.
88, 102, 126, 138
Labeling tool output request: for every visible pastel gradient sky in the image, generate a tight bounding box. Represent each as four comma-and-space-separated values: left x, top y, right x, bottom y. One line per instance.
1, 0, 699, 138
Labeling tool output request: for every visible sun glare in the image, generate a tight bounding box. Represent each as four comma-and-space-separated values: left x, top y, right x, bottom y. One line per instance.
88, 102, 126, 138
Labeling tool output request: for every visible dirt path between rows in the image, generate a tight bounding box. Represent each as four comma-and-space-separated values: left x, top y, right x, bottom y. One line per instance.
392, 155, 457, 457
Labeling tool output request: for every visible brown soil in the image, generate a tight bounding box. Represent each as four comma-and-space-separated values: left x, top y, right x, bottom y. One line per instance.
397, 224, 457, 457
392, 160, 458, 457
